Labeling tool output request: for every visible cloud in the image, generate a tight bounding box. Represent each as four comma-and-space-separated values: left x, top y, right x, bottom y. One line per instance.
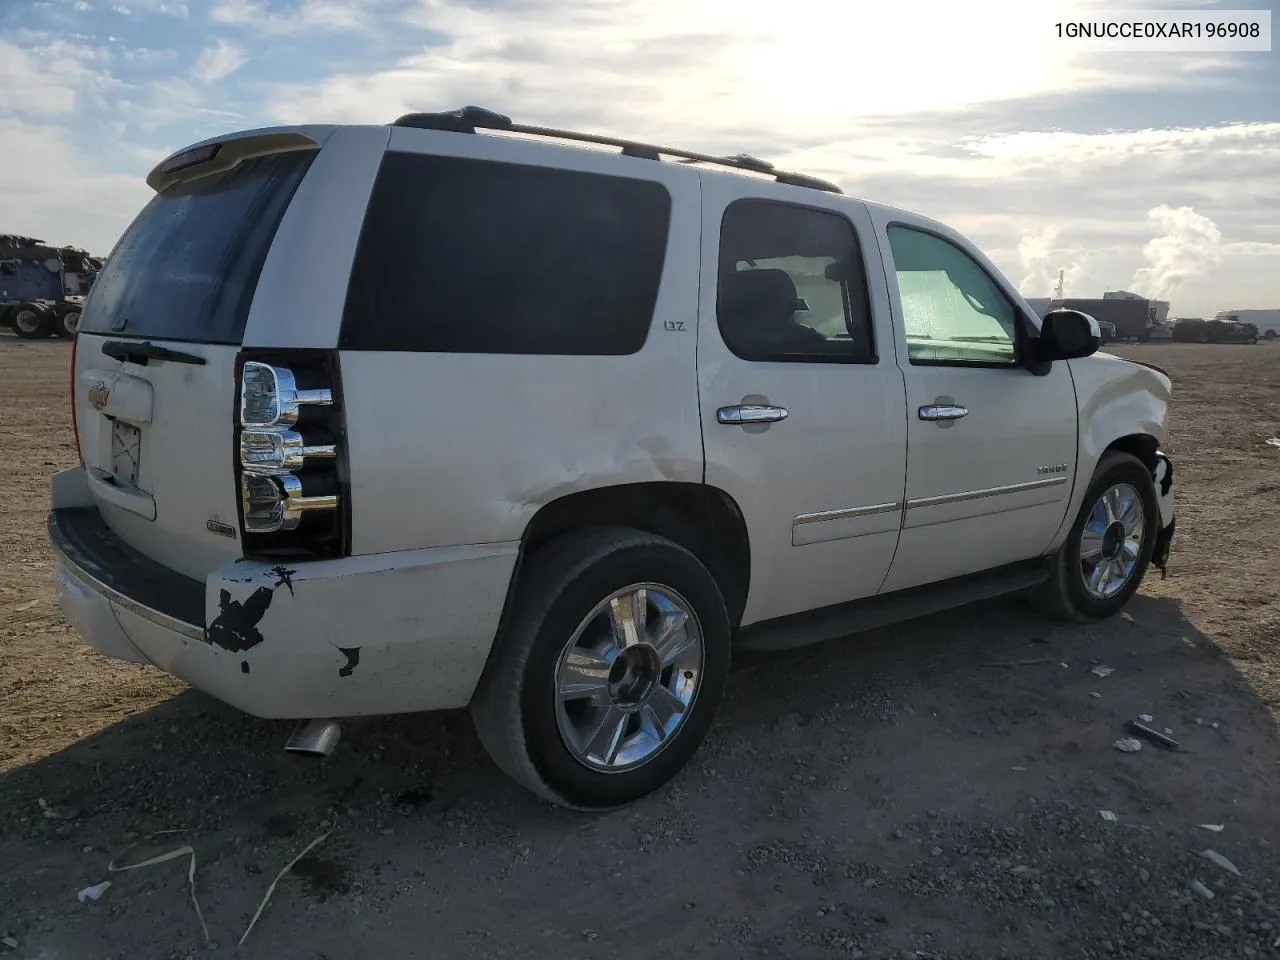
266, 0, 1201, 134
190, 38, 246, 84
1014, 225, 1088, 299
0, 38, 119, 117
0, 117, 152, 255
1130, 206, 1225, 301
210, 0, 371, 34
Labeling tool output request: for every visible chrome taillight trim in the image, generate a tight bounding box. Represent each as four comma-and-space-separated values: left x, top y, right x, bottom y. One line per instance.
240, 427, 337, 474
240, 361, 333, 428
240, 473, 339, 533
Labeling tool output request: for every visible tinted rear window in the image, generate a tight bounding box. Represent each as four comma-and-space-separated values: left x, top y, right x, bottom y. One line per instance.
80, 150, 316, 344
339, 152, 671, 355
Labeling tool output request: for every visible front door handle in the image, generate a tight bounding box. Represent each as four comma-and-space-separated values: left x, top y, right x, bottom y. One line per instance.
718, 404, 789, 425
918, 404, 969, 421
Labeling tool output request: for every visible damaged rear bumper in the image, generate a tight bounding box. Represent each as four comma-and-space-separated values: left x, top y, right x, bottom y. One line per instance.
48, 468, 518, 720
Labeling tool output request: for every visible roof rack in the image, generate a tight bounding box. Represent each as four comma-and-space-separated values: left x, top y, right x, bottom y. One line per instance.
391, 106, 842, 194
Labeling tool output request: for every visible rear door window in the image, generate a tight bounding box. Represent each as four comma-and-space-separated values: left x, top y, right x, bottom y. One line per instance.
79, 150, 316, 344
339, 152, 672, 355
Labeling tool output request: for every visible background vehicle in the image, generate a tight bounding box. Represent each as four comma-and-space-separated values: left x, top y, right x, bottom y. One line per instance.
0, 234, 101, 339
1215, 309, 1280, 340
47, 107, 1177, 809
1173, 317, 1259, 344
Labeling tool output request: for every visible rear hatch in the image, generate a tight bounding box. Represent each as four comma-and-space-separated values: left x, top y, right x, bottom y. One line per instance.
74, 140, 317, 580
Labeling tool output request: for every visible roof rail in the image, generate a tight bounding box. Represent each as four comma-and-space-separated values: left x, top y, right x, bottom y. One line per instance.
391, 106, 842, 194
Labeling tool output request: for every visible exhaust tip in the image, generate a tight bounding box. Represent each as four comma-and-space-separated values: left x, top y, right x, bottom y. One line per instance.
284, 719, 341, 758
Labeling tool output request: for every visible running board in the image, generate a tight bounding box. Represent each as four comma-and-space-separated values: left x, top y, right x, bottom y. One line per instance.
735, 562, 1049, 653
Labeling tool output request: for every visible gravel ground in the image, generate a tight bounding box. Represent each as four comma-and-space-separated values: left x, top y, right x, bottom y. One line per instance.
1, 336, 1278, 960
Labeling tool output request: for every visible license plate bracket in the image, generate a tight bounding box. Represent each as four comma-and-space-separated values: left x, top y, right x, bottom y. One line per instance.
111, 420, 142, 487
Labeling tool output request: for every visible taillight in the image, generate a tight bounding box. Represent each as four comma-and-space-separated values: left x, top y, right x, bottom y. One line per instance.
234, 351, 349, 558
70, 332, 83, 465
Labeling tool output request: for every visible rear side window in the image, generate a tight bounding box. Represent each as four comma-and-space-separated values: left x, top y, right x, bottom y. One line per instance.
339, 152, 672, 355
79, 150, 316, 344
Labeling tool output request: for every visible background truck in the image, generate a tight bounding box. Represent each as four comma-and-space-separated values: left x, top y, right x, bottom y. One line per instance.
1215, 309, 1280, 340
0, 234, 103, 339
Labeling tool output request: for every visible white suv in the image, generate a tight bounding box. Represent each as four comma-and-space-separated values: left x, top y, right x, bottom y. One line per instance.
49, 107, 1176, 809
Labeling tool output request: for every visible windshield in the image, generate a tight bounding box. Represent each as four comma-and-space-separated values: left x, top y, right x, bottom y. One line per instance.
80, 149, 315, 344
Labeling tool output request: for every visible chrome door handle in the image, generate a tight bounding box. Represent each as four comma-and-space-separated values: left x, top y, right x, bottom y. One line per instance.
918, 404, 969, 421
717, 404, 789, 425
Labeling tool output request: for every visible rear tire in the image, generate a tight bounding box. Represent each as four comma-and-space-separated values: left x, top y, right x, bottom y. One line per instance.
1030, 451, 1160, 622
54, 307, 80, 339
11, 304, 52, 339
470, 527, 731, 809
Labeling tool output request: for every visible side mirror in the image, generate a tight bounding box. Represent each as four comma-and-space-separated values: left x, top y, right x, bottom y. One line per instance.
1035, 308, 1100, 362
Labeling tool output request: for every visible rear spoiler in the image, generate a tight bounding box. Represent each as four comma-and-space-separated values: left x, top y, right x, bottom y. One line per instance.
146, 130, 320, 193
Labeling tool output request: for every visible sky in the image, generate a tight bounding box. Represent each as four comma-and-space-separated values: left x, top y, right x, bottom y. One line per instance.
1, 0, 1277, 316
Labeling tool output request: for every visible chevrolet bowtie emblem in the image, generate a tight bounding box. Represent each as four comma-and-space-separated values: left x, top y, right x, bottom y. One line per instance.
88, 380, 111, 411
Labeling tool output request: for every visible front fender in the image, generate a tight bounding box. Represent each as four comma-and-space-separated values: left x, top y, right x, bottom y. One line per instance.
1046, 354, 1174, 554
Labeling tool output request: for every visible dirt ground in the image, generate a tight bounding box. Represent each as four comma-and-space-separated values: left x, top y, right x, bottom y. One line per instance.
2, 335, 1278, 960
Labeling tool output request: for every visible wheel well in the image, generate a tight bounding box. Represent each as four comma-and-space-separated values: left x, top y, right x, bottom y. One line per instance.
1105, 433, 1159, 471
518, 482, 751, 628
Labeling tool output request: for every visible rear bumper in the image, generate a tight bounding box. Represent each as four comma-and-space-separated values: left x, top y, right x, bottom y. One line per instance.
48, 468, 518, 719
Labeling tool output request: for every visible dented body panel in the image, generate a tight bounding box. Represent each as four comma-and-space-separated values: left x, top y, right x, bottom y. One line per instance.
1044, 352, 1173, 553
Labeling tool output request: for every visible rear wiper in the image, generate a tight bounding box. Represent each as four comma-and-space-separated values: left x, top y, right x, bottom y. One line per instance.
101, 340, 207, 366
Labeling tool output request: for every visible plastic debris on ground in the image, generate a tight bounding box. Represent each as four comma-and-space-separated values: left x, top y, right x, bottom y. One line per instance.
1198, 824, 1225, 833
1266, 438, 1280, 448
1139, 714, 1154, 723
239, 827, 332, 946
1099, 810, 1119, 822
77, 881, 111, 903
1114, 738, 1143, 753
983, 657, 1052, 668
1089, 692, 1102, 699
1126, 720, 1179, 751
1190, 879, 1215, 900
1201, 849, 1242, 877
109, 845, 209, 946
1, 936, 18, 949
1091, 665, 1115, 678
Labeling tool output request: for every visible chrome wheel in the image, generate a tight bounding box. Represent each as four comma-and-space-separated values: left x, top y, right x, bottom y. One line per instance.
1080, 482, 1145, 599
554, 582, 703, 773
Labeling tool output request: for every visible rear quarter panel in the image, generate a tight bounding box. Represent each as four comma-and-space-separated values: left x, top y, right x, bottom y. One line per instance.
339, 134, 704, 554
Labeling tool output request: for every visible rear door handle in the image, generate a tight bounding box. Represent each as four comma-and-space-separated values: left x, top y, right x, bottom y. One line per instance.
717, 404, 789, 425
918, 404, 969, 421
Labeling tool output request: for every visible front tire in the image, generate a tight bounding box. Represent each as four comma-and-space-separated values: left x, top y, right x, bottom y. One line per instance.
470, 527, 731, 809
1031, 451, 1160, 621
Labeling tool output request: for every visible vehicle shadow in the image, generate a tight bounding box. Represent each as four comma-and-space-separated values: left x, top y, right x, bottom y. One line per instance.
2, 591, 1278, 960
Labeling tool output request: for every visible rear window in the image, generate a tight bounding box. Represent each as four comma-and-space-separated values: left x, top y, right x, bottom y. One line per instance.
339, 152, 672, 355
79, 149, 316, 344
